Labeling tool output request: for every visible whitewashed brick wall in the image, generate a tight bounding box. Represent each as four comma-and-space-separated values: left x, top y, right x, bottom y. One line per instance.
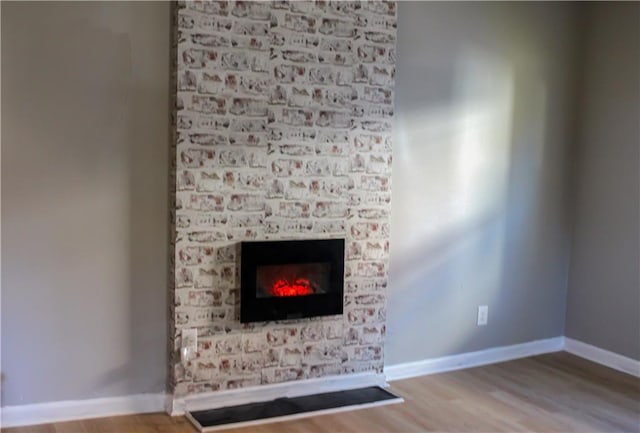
170, 0, 396, 398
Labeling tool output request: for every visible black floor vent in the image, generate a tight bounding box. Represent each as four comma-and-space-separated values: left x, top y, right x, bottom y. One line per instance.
186, 386, 403, 432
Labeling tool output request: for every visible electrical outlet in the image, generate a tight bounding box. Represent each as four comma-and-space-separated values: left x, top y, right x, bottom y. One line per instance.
477, 305, 488, 326
181, 328, 198, 363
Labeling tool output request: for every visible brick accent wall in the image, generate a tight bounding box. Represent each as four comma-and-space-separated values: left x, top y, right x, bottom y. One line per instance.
170, 0, 397, 398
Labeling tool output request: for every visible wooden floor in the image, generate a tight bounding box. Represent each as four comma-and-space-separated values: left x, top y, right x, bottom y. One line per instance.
4, 352, 639, 433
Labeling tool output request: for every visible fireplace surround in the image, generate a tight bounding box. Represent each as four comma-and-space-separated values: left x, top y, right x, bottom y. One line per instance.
170, 0, 397, 400
241, 239, 345, 323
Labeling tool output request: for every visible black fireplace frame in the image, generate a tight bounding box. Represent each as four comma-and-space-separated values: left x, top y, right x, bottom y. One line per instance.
240, 239, 345, 323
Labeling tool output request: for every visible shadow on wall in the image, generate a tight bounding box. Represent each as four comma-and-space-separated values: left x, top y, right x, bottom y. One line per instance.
85, 4, 171, 399
387, 2, 575, 365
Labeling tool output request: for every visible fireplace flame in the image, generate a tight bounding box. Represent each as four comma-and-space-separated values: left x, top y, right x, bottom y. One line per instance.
270, 277, 313, 297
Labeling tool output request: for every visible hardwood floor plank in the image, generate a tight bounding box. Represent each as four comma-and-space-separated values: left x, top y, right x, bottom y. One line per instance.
3, 352, 638, 433
52, 420, 90, 433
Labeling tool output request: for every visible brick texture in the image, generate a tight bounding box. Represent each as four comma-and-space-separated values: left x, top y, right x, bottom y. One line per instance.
170, 0, 396, 398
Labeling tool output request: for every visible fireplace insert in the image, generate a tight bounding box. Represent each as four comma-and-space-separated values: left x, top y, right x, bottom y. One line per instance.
240, 239, 345, 323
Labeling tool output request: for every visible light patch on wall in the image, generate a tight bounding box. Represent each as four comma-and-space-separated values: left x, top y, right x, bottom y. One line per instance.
389, 47, 522, 356
394, 48, 514, 252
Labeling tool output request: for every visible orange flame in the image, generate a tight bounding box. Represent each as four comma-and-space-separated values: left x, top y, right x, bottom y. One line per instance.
270, 277, 312, 297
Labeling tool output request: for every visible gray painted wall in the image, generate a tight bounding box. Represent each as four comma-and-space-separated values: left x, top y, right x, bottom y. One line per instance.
1, 2, 170, 405
386, 2, 579, 365
565, 3, 640, 361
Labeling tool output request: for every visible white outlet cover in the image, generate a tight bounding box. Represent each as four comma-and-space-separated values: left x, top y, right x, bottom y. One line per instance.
477, 305, 489, 326
181, 329, 198, 364
182, 328, 198, 349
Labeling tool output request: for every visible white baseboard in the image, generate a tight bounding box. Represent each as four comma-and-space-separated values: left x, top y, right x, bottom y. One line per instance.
564, 337, 640, 377
169, 372, 387, 416
0, 392, 165, 428
384, 337, 564, 381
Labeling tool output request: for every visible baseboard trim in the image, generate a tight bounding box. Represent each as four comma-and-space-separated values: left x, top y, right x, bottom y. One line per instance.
564, 337, 640, 377
169, 372, 387, 416
0, 393, 165, 428
384, 337, 564, 381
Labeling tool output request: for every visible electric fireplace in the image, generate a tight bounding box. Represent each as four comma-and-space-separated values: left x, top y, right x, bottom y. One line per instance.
240, 239, 345, 323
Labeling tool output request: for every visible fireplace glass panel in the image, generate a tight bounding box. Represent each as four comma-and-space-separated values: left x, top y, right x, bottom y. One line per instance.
240, 238, 344, 322
256, 262, 330, 298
